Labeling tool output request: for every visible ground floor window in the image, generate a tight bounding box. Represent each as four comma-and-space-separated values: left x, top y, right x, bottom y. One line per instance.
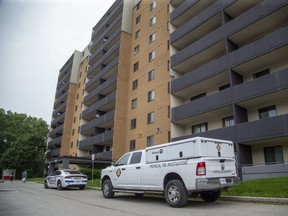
264, 146, 284, 164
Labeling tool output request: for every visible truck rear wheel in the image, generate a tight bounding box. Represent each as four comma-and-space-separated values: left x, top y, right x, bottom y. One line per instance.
200, 190, 221, 202
102, 179, 115, 198
165, 179, 188, 207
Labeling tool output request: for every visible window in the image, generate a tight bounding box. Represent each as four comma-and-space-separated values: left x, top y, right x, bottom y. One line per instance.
133, 62, 139, 72
131, 98, 137, 109
190, 93, 206, 101
130, 152, 142, 164
134, 45, 140, 55
264, 146, 284, 164
253, 69, 270, 79
132, 79, 138, 90
117, 153, 131, 166
149, 50, 155, 62
148, 69, 155, 81
135, 29, 140, 39
136, 0, 141, 10
219, 83, 230, 91
147, 112, 154, 124
192, 123, 207, 134
150, 16, 156, 26
149, 32, 156, 43
70, 142, 73, 148
131, 118, 137, 130
259, 105, 276, 119
148, 90, 155, 102
130, 140, 136, 151
147, 135, 154, 147
136, 15, 141, 24
150, 0, 156, 11
223, 116, 234, 127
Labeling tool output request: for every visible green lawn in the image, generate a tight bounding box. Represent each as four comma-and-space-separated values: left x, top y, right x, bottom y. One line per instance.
223, 176, 288, 198
27, 176, 288, 198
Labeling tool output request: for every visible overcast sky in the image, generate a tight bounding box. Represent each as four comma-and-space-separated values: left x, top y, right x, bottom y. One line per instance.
0, 0, 115, 123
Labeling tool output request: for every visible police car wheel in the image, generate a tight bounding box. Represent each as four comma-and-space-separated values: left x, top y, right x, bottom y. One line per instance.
102, 179, 114, 198
44, 180, 49, 189
165, 179, 188, 208
57, 180, 63, 190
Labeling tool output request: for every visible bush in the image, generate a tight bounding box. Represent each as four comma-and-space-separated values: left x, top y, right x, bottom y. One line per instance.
79, 168, 101, 180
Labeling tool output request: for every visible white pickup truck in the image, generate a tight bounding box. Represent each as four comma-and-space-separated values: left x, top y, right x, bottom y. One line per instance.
101, 137, 239, 207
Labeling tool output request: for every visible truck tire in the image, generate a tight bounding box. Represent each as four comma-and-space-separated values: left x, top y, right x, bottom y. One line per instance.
102, 179, 115, 198
200, 190, 221, 202
164, 179, 188, 207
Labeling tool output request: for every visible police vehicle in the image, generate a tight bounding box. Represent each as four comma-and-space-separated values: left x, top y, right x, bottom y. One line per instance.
44, 169, 87, 190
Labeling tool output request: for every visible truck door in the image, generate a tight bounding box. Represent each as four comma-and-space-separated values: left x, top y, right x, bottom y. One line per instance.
125, 151, 143, 190
111, 153, 131, 189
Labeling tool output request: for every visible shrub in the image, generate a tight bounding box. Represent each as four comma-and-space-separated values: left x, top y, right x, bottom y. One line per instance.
79, 168, 101, 180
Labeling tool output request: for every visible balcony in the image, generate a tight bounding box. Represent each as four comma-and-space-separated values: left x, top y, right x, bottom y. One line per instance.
172, 89, 232, 123
171, 56, 228, 96
94, 151, 112, 161
171, 26, 225, 72
82, 91, 116, 120
48, 136, 62, 148
171, 0, 231, 49
55, 82, 69, 99
86, 57, 118, 92
46, 148, 60, 159
172, 126, 236, 143
226, 1, 288, 48
91, 0, 123, 41
79, 130, 113, 150
49, 124, 64, 139
52, 101, 66, 117
90, 26, 121, 58
233, 68, 288, 103
229, 25, 288, 71
170, 0, 217, 27
81, 110, 115, 135
237, 114, 288, 143
53, 91, 68, 109
84, 74, 117, 106
51, 113, 65, 128
170, 0, 185, 8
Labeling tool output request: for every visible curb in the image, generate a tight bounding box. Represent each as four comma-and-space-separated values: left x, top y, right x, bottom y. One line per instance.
221, 196, 288, 204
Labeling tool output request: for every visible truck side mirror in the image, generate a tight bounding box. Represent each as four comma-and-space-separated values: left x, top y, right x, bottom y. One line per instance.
111, 162, 116, 167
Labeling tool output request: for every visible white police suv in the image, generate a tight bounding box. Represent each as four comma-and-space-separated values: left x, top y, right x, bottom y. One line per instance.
44, 169, 87, 190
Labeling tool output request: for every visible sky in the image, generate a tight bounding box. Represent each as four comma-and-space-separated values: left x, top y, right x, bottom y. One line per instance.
0, 0, 115, 123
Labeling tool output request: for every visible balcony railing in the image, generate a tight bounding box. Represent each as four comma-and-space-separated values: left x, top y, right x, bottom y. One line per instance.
79, 130, 113, 150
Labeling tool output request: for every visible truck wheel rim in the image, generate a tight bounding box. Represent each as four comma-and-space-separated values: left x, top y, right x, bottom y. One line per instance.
103, 183, 109, 195
168, 186, 179, 202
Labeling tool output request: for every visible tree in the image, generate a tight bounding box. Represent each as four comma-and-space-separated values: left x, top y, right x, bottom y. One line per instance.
0, 108, 49, 178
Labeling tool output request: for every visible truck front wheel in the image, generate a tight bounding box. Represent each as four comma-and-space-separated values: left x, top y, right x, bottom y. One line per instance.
102, 179, 115, 198
200, 190, 221, 202
164, 179, 188, 207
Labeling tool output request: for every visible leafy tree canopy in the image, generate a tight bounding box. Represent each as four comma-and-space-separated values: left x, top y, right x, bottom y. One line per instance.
0, 108, 49, 177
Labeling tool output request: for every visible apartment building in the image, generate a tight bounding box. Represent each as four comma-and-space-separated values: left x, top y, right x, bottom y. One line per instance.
80, 0, 171, 162
170, 0, 288, 180
47, 0, 288, 180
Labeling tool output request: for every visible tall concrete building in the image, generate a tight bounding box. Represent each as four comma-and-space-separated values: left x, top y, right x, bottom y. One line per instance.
46, 0, 288, 180
169, 0, 288, 180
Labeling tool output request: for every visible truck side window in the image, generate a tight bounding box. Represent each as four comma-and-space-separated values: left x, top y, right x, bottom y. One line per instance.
130, 152, 142, 164
116, 153, 131, 166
